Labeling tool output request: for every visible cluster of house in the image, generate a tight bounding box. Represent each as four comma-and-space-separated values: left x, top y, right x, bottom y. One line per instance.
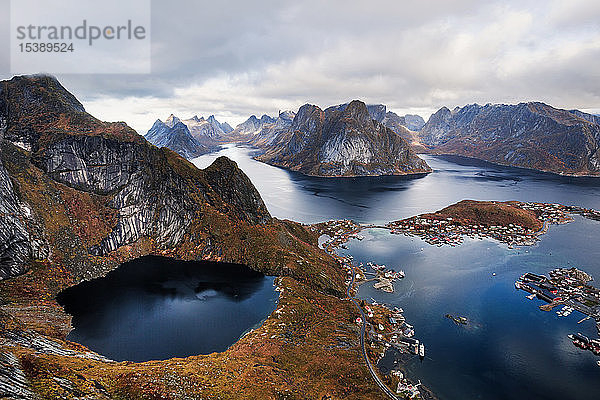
387, 215, 538, 247
392, 370, 423, 399
314, 219, 362, 252
385, 201, 600, 249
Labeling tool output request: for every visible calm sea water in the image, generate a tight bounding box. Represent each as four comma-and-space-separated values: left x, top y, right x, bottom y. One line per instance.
194, 145, 600, 400
57, 256, 278, 362
193, 145, 600, 225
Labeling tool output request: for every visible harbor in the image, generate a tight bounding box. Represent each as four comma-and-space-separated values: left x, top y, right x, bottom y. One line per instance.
515, 267, 600, 361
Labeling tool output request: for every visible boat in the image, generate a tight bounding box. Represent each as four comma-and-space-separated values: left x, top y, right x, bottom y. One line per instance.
515, 281, 522, 290
419, 343, 425, 358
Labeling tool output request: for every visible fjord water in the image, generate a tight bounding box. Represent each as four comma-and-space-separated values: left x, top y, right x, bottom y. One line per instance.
58, 256, 277, 362
193, 145, 600, 225
194, 145, 600, 400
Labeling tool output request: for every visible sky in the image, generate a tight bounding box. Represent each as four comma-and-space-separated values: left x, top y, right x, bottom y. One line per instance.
1, 0, 599, 134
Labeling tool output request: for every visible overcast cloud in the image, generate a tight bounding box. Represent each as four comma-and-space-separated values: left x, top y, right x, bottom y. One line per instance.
1, 0, 599, 133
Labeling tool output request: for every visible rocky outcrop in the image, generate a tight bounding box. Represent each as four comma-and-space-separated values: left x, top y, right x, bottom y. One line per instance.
34, 134, 198, 255
0, 75, 86, 153
0, 352, 37, 400
255, 100, 431, 177
327, 103, 424, 143
0, 141, 49, 279
145, 119, 208, 159
203, 156, 271, 224
419, 102, 600, 176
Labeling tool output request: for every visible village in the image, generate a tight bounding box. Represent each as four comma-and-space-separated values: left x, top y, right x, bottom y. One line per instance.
310, 202, 600, 397
385, 202, 582, 248
313, 219, 429, 399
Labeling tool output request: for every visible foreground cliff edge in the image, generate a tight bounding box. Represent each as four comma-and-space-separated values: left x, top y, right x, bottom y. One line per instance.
0, 75, 391, 399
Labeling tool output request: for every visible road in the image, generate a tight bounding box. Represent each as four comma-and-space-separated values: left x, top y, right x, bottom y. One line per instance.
347, 265, 401, 400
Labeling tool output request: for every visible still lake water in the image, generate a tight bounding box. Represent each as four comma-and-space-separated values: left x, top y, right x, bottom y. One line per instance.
194, 145, 600, 400
58, 256, 278, 362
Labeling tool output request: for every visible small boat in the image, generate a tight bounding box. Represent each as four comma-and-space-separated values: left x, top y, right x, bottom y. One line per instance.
419, 343, 425, 358
597, 361, 600, 367
515, 281, 522, 290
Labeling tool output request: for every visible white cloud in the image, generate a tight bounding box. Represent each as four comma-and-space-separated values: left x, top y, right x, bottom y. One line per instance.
61, 0, 600, 133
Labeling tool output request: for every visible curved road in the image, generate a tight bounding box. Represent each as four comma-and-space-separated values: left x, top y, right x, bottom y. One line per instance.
347, 266, 400, 400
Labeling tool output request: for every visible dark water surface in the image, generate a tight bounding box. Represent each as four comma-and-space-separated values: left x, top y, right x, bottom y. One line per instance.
58, 256, 277, 362
193, 145, 600, 225
193, 146, 600, 400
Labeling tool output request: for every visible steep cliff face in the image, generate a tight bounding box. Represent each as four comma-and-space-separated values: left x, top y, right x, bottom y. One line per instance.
256, 100, 431, 176
0, 156, 33, 279
0, 75, 341, 296
326, 103, 424, 143
145, 119, 208, 159
419, 102, 600, 175
34, 134, 205, 256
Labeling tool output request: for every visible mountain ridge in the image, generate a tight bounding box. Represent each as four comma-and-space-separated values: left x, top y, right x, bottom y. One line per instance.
419, 101, 600, 176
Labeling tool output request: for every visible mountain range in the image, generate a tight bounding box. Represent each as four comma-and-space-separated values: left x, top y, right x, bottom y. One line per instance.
419, 102, 600, 176
144, 99, 600, 177
145, 113, 233, 159
146, 102, 431, 177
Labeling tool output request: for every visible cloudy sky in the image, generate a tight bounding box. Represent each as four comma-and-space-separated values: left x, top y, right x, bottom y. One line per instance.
1, 0, 599, 133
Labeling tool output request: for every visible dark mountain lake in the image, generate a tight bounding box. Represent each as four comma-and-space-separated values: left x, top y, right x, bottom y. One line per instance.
57, 256, 278, 362
193, 145, 600, 400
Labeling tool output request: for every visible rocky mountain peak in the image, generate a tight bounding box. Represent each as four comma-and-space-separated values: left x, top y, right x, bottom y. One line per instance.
341, 100, 374, 128
366, 104, 387, 122
257, 100, 431, 177
203, 156, 271, 224
165, 114, 181, 128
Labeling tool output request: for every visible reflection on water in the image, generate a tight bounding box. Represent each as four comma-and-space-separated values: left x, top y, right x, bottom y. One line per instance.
57, 256, 277, 362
